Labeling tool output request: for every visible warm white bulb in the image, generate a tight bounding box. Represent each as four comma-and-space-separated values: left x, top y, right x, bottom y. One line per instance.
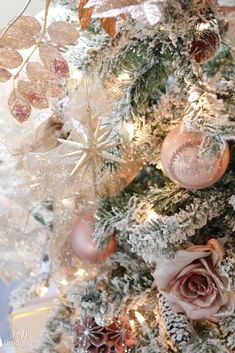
129, 320, 135, 329
125, 123, 135, 139
146, 209, 159, 221
118, 73, 130, 81
135, 311, 145, 324
37, 285, 48, 297
61, 279, 68, 286
188, 91, 199, 103
75, 268, 86, 277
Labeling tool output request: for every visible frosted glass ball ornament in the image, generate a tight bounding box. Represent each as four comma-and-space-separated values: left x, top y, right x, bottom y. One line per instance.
71, 214, 117, 263
160, 124, 230, 190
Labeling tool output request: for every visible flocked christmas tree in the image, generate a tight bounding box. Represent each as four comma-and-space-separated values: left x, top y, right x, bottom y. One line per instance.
0, 0, 235, 352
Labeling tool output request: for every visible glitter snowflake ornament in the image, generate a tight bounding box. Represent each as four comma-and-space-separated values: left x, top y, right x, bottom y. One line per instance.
58, 117, 124, 182
74, 316, 133, 353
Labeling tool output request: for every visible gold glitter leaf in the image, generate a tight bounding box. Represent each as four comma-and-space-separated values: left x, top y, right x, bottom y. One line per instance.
48, 21, 79, 47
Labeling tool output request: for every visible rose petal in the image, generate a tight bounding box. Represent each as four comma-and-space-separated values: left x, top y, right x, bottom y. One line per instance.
193, 287, 218, 307
187, 239, 224, 265
162, 290, 222, 320
200, 258, 229, 305
207, 239, 225, 265
154, 250, 211, 289
170, 278, 197, 301
48, 21, 79, 47
154, 239, 233, 321
175, 262, 203, 279
0, 47, 23, 69
187, 274, 211, 295
180, 275, 205, 298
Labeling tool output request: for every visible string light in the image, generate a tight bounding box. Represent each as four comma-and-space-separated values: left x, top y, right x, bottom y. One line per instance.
129, 320, 135, 329
135, 311, 145, 324
75, 268, 86, 277
118, 72, 131, 81
125, 122, 135, 140
135, 311, 152, 337
188, 91, 199, 103
37, 285, 48, 297
60, 279, 68, 286
146, 209, 159, 222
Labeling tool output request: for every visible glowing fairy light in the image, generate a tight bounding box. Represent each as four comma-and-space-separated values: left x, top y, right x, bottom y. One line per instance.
37, 285, 48, 297
118, 72, 131, 81
146, 209, 159, 221
129, 320, 135, 329
75, 268, 86, 277
125, 122, 135, 139
135, 311, 145, 324
188, 91, 199, 103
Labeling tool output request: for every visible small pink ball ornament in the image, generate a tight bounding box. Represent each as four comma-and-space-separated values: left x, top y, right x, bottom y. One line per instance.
160, 124, 230, 190
71, 214, 117, 263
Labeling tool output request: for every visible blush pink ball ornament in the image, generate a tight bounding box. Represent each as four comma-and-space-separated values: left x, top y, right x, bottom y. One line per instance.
160, 124, 230, 190
71, 214, 117, 263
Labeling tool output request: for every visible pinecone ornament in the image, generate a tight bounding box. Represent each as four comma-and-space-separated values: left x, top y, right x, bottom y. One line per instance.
158, 294, 194, 349
74, 316, 133, 353
189, 29, 220, 64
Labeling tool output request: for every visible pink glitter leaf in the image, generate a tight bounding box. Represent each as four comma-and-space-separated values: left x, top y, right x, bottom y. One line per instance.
0, 27, 35, 50
26, 62, 48, 83
18, 80, 49, 109
0, 47, 23, 69
26, 62, 65, 98
48, 21, 79, 47
0, 68, 12, 82
13, 16, 41, 36
39, 44, 69, 78
46, 77, 65, 98
8, 89, 31, 123
50, 57, 69, 78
